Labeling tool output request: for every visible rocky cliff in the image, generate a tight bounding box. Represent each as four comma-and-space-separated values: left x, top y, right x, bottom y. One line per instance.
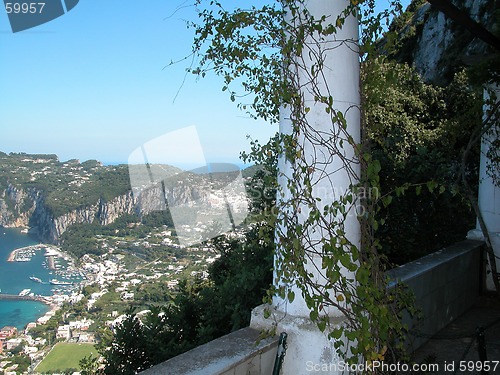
0, 184, 41, 228
0, 152, 224, 243
393, 0, 497, 84
0, 181, 210, 244
30, 191, 139, 243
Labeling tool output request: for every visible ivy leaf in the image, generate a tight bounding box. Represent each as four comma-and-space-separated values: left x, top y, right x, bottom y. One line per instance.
317, 319, 327, 332
426, 180, 437, 193
309, 310, 318, 321
382, 195, 392, 207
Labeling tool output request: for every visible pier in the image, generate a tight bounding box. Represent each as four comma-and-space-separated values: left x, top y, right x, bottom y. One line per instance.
47, 255, 55, 270
0, 293, 51, 304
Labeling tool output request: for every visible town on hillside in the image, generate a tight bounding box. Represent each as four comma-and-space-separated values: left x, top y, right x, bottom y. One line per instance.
0, 153, 255, 374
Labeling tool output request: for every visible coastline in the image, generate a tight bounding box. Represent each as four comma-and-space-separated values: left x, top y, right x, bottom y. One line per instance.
0, 299, 55, 331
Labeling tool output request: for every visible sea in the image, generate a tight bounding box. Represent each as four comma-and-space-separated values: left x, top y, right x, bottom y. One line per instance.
0, 227, 52, 330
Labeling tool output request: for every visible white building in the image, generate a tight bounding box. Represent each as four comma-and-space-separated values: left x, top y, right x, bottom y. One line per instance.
56, 325, 71, 340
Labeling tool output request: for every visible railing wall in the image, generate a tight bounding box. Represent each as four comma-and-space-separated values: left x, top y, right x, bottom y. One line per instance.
387, 239, 484, 350
139, 327, 278, 375
140, 239, 484, 374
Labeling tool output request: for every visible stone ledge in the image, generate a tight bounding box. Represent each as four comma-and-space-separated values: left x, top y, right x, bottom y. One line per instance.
139, 327, 278, 375
386, 239, 484, 351
386, 239, 484, 287
250, 304, 348, 375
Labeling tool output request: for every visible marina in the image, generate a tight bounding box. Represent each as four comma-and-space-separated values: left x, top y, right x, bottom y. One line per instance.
0, 228, 86, 330
7, 244, 66, 270
7, 243, 85, 284
7, 244, 47, 262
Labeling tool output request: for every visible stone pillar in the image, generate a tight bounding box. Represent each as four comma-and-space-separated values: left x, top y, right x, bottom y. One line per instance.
251, 1, 360, 373
468, 85, 500, 291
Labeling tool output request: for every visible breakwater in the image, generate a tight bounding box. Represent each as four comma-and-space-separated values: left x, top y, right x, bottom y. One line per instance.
0, 293, 50, 304
8, 244, 61, 271
7, 244, 47, 262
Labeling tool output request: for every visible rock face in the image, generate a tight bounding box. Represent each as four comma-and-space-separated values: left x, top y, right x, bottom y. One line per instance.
0, 184, 40, 228
0, 182, 210, 244
396, 0, 497, 84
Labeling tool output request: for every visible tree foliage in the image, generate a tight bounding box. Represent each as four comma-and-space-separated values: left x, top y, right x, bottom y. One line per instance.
363, 60, 482, 264
101, 222, 273, 374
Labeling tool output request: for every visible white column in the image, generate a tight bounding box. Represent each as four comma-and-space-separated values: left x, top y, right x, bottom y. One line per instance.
251, 1, 360, 373
468, 85, 500, 291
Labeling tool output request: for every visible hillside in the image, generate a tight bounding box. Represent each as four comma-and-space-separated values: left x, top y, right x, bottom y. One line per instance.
0, 152, 132, 217
0, 152, 250, 244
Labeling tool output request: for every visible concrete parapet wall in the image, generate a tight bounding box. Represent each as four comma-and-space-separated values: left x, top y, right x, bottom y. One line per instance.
139, 327, 278, 375
387, 239, 484, 351
139, 240, 483, 374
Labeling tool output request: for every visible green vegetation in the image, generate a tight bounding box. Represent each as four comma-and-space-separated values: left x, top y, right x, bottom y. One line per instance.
0, 153, 131, 218
60, 210, 175, 259
364, 61, 481, 264
100, 220, 274, 374
3, 353, 31, 374
35, 343, 98, 374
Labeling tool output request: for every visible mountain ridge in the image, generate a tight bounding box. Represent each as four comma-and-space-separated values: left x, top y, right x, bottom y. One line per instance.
0, 152, 244, 244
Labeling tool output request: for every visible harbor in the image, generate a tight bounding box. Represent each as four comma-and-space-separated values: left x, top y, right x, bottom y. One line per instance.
7, 243, 86, 283
1, 230, 88, 326
0, 228, 56, 330
0, 229, 91, 332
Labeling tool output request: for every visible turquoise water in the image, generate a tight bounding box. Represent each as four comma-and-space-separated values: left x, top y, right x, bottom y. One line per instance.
0, 300, 49, 331
0, 227, 52, 330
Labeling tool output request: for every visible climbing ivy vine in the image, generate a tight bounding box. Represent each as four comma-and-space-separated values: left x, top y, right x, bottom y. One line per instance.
187, 0, 421, 368
187, 0, 499, 370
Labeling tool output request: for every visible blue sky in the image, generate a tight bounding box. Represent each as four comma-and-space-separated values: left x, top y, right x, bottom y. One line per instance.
0, 0, 409, 167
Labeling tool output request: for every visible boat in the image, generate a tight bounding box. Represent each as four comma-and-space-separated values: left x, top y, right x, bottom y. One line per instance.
49, 279, 73, 286
19, 289, 31, 296
29, 276, 42, 283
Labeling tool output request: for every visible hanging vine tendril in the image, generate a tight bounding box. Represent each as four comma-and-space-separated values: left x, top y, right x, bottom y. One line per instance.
185, 0, 499, 369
